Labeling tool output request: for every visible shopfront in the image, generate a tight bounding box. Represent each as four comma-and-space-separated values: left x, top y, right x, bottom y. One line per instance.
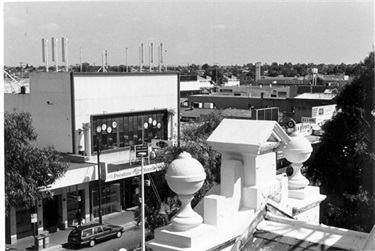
89, 161, 165, 218
91, 183, 122, 218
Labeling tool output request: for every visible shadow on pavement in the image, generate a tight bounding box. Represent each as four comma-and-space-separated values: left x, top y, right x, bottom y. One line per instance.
62, 243, 81, 250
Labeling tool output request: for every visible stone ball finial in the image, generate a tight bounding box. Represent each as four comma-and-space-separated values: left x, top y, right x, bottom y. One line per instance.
283, 133, 312, 190
283, 133, 312, 164
165, 151, 206, 231
166, 151, 206, 195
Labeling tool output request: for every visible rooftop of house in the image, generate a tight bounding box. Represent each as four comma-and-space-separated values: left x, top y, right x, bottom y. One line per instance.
294, 93, 336, 100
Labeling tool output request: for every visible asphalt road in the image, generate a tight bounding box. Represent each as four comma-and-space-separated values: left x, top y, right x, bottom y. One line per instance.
55, 228, 142, 251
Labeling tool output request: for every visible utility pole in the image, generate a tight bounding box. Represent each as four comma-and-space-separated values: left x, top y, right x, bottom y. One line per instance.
139, 43, 144, 72
97, 139, 103, 224
126, 47, 128, 72
19, 62, 24, 79
80, 47, 82, 72
139, 152, 146, 251
165, 50, 167, 72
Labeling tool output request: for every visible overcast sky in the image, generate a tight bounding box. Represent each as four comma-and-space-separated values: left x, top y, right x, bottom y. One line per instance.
3, 1, 374, 67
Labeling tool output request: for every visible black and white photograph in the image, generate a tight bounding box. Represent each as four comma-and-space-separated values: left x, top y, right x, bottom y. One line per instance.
2, 1, 374, 250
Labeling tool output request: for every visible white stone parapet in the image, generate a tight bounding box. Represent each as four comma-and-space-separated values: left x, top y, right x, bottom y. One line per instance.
147, 119, 327, 250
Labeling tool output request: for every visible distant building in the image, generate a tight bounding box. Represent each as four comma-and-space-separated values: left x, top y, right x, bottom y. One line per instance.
4, 72, 180, 244
255, 62, 261, 82
257, 76, 310, 86
219, 85, 291, 98
186, 92, 336, 124
179, 75, 214, 98
222, 74, 240, 87
317, 74, 350, 87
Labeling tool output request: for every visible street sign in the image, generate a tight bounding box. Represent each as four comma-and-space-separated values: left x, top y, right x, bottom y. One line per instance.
31, 213, 37, 223
136, 145, 149, 158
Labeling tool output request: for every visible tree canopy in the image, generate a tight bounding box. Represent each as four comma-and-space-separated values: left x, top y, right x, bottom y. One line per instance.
306, 51, 374, 232
5, 110, 68, 210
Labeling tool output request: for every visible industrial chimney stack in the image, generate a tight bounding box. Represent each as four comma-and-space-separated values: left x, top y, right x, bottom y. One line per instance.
255, 62, 261, 83
61, 37, 68, 72
42, 38, 49, 72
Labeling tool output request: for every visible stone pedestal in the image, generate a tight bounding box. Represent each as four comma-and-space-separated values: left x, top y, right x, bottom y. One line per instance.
165, 152, 206, 232
171, 194, 203, 231
288, 186, 326, 224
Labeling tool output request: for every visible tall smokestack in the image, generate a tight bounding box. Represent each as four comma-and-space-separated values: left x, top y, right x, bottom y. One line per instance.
149, 43, 154, 71
42, 38, 49, 72
139, 43, 143, 72
61, 37, 68, 71
102, 50, 107, 72
255, 62, 261, 83
159, 43, 163, 72
51, 37, 58, 72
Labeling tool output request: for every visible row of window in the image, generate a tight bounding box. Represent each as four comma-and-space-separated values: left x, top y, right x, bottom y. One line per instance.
92, 110, 168, 152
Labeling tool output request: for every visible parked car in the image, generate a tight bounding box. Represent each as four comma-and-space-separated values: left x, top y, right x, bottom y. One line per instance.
68, 223, 124, 247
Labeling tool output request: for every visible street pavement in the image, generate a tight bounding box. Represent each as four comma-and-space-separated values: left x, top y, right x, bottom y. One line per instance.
6, 210, 138, 251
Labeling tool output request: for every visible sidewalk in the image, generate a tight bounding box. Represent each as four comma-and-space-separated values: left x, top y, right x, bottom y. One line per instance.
6, 210, 137, 251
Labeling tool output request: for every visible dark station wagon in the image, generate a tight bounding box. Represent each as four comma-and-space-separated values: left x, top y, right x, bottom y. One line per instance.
68, 223, 124, 247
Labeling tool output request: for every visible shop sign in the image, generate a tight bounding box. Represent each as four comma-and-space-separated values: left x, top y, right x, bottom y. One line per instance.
301, 117, 316, 124
151, 139, 173, 149
295, 123, 312, 134
31, 213, 37, 223
136, 145, 149, 157
276, 150, 284, 160
105, 163, 164, 182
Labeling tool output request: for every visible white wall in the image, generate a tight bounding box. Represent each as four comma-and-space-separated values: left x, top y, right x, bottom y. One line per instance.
5, 72, 179, 153
30, 73, 73, 152
5, 72, 73, 152
180, 80, 212, 91
73, 73, 179, 140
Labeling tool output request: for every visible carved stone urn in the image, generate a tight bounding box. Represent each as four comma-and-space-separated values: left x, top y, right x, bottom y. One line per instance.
165, 151, 206, 231
283, 133, 312, 190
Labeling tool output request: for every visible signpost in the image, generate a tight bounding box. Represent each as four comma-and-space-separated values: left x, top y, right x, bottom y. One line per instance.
136, 145, 149, 158
31, 213, 37, 237
138, 152, 147, 251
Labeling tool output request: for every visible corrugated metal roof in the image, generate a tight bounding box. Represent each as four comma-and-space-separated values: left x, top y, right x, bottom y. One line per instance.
221, 109, 253, 119
242, 229, 345, 251
294, 93, 336, 100
236, 211, 369, 251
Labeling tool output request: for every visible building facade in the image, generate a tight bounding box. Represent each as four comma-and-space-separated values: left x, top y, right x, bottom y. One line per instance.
187, 93, 336, 124
4, 72, 180, 243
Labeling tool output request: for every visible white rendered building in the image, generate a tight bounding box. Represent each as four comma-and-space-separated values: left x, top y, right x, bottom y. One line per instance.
4, 72, 180, 243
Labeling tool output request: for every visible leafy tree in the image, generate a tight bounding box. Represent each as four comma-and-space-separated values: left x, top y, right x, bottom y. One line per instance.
81, 62, 90, 72
202, 63, 210, 71
136, 111, 224, 240
5, 110, 68, 210
306, 52, 374, 232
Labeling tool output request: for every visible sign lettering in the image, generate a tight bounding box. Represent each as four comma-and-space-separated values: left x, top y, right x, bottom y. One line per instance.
105, 163, 164, 182
136, 145, 149, 157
